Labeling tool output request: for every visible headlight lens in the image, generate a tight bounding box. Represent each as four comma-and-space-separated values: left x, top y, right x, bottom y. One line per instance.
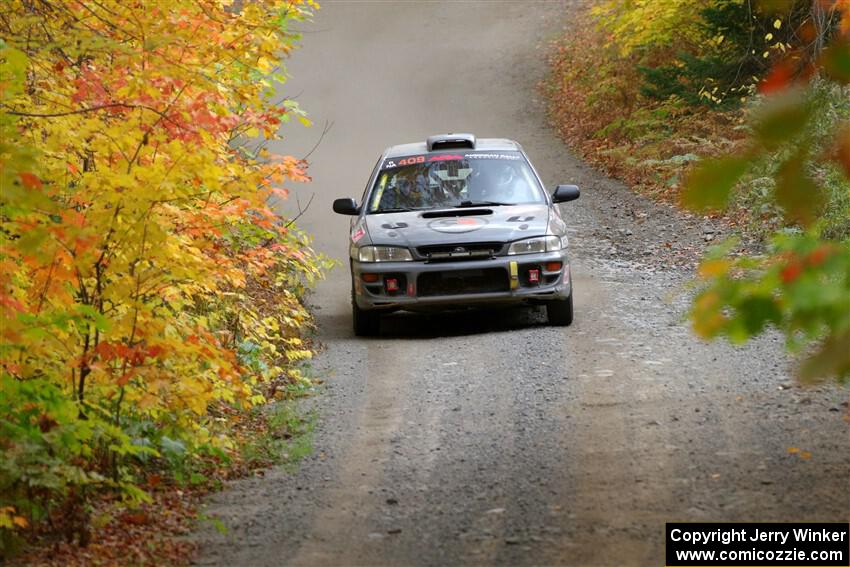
507, 236, 561, 255
357, 246, 413, 262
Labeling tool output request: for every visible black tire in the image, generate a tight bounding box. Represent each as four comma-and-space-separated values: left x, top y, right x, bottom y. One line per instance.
547, 291, 574, 326
352, 292, 380, 336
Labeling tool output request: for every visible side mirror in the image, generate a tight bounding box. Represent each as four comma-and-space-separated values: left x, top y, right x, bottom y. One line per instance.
333, 198, 360, 215
552, 184, 580, 203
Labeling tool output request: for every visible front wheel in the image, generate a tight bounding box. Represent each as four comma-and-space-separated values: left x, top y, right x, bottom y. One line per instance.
352, 293, 380, 336
546, 291, 574, 327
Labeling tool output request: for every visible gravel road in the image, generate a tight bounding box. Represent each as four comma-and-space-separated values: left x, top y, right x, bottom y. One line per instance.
194, 2, 850, 565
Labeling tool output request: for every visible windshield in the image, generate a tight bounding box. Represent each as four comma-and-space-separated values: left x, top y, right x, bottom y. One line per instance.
367, 151, 544, 213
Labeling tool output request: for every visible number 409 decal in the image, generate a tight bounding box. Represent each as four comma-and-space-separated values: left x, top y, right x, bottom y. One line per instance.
397, 156, 425, 166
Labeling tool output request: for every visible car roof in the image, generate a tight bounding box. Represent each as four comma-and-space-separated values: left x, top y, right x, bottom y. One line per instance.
383, 137, 523, 159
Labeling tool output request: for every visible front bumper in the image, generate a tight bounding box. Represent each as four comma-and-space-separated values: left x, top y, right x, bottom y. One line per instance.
352, 251, 572, 311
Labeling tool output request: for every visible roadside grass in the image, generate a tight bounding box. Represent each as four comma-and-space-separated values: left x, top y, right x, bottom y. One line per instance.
241, 399, 317, 473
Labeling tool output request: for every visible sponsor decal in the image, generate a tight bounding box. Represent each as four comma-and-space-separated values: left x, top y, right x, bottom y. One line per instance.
427, 216, 488, 234
351, 226, 365, 242
383, 152, 520, 169
382, 155, 426, 169
464, 153, 522, 160
428, 154, 464, 162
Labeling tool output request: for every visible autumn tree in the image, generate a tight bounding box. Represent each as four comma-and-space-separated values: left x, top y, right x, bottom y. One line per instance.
0, 0, 323, 549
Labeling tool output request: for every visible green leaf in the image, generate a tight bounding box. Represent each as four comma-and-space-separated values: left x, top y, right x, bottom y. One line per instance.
798, 330, 850, 383
775, 150, 825, 228
681, 156, 750, 211
753, 97, 813, 149
821, 40, 850, 84
737, 296, 783, 336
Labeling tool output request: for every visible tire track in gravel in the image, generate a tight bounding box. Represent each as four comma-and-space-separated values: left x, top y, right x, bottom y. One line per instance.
286, 342, 407, 565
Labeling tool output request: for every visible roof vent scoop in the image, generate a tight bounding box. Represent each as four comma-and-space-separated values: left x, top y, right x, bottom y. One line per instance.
426, 133, 476, 151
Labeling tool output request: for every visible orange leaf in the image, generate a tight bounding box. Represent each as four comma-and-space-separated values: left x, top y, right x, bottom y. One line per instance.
807, 245, 833, 267
116, 367, 138, 386
759, 61, 795, 94
13, 516, 29, 529
18, 172, 42, 189
121, 512, 150, 525
780, 261, 803, 284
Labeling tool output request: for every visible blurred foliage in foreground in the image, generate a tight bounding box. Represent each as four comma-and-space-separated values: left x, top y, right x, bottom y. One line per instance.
684, 2, 850, 383
547, 0, 849, 382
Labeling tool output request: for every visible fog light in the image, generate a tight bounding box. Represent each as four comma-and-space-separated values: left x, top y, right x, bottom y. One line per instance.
386, 277, 400, 292
362, 273, 379, 283
528, 269, 540, 283
545, 261, 563, 272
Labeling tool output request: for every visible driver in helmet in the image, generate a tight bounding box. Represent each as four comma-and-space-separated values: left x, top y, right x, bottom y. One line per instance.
396, 175, 421, 208
467, 161, 519, 203
378, 171, 422, 210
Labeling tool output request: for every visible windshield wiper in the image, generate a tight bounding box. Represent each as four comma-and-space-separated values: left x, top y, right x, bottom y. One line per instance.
458, 200, 511, 207
375, 207, 414, 213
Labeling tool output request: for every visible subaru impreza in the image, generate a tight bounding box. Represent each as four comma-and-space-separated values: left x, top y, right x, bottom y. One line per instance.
332, 133, 580, 336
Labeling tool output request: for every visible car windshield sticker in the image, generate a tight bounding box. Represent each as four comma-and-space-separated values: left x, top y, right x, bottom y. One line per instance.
462, 153, 521, 160
370, 175, 388, 209
381, 151, 521, 170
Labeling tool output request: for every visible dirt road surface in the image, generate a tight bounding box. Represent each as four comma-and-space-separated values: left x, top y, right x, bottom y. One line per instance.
195, 2, 850, 565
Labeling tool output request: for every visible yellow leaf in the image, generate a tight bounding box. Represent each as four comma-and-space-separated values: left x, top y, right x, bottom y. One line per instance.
774, 19, 782, 29
257, 57, 274, 73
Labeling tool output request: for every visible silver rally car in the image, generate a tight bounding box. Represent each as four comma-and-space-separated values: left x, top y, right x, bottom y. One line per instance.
333, 133, 580, 336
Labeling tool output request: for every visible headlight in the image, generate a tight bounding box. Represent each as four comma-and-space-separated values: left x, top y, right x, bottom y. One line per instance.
356, 246, 414, 262
507, 236, 561, 255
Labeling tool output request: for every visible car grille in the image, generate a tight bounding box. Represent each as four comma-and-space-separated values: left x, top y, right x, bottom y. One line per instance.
417, 268, 509, 297
417, 242, 504, 262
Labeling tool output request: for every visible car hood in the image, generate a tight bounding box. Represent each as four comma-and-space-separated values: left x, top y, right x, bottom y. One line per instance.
363, 204, 552, 247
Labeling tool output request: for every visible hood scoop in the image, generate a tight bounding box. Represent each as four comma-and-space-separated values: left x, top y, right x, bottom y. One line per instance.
421, 208, 493, 219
